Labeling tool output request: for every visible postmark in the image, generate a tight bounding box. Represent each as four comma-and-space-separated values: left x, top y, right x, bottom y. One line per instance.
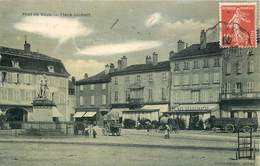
219, 3, 257, 48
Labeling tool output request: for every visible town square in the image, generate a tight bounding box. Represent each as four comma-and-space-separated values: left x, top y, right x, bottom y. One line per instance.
0, 0, 259, 166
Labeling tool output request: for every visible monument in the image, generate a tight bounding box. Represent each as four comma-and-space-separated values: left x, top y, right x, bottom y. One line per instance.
28, 75, 62, 122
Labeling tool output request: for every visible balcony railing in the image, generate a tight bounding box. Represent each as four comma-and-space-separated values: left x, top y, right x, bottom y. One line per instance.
129, 82, 144, 90
220, 91, 260, 100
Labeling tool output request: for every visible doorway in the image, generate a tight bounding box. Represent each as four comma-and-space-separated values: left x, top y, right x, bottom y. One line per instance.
6, 108, 28, 129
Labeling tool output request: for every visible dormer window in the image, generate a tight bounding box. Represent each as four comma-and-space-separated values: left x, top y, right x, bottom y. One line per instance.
11, 60, 20, 68
47, 65, 54, 73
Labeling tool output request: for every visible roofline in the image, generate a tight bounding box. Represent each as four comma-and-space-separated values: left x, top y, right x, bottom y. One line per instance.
170, 52, 223, 61
0, 66, 69, 78
75, 80, 111, 85
0, 50, 61, 63
170, 41, 223, 60
110, 67, 170, 77
110, 61, 170, 76
60, 62, 70, 76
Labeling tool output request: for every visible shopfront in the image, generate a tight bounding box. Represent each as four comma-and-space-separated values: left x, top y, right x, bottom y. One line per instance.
168, 104, 219, 129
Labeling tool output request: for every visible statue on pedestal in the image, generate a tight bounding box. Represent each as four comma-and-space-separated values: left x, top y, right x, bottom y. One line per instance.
38, 74, 49, 99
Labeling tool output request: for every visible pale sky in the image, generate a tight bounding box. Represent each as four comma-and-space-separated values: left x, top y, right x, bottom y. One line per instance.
0, 0, 259, 79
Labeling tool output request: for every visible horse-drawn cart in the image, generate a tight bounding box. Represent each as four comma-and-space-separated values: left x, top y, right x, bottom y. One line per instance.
209, 117, 258, 133
102, 111, 122, 136
102, 120, 121, 136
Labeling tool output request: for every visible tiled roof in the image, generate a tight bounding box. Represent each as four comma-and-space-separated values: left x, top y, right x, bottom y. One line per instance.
76, 61, 169, 84
0, 46, 69, 77
170, 42, 223, 60
76, 71, 111, 85
0, 46, 60, 62
111, 61, 170, 76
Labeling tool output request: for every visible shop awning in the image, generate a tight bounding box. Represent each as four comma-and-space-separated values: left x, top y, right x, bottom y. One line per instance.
142, 104, 169, 113
52, 107, 63, 117
173, 104, 218, 113
123, 109, 159, 113
110, 108, 129, 117
83, 112, 96, 117
73, 112, 86, 118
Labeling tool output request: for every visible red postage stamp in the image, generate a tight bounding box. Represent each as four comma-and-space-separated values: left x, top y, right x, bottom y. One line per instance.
219, 3, 257, 48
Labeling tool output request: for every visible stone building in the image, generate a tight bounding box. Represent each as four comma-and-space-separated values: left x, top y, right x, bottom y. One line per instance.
169, 30, 223, 129
68, 77, 76, 121
220, 29, 260, 125
75, 64, 113, 125
0, 41, 71, 123
110, 53, 170, 121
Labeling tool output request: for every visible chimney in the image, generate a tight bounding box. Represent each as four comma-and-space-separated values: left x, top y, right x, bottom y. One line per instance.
152, 52, 158, 65
200, 29, 207, 49
146, 55, 152, 64
169, 50, 175, 58
105, 64, 110, 74
121, 56, 127, 69
109, 63, 115, 73
117, 59, 122, 70
24, 40, 31, 53
84, 73, 88, 79
177, 40, 185, 52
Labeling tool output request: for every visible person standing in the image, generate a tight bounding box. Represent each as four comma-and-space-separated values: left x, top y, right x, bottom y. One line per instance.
92, 124, 98, 138
164, 124, 170, 139
89, 124, 93, 138
84, 125, 89, 137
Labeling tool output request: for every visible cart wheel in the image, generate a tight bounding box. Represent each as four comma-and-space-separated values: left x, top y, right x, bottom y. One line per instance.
225, 124, 235, 133
242, 126, 251, 133
116, 132, 120, 136
102, 127, 109, 136
102, 128, 106, 136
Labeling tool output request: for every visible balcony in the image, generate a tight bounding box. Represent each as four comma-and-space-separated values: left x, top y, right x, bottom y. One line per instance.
220, 92, 260, 101
129, 82, 144, 90
128, 98, 144, 109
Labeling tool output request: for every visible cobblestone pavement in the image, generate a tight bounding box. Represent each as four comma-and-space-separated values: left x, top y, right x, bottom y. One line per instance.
0, 129, 259, 166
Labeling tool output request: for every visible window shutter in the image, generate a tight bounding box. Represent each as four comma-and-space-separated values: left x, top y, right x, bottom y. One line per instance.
226, 63, 231, 74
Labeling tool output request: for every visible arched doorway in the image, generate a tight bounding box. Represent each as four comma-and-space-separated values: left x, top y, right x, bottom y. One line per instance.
5, 108, 28, 129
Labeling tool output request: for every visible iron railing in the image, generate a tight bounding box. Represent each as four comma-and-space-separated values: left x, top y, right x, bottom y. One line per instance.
220, 91, 260, 100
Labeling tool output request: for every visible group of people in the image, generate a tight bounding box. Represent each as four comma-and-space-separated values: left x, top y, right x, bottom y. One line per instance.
84, 124, 97, 138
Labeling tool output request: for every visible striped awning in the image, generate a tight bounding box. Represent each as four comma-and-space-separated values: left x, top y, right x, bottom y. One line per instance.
110, 108, 129, 117
142, 104, 169, 113
173, 104, 218, 113
73, 112, 86, 118
82, 112, 96, 117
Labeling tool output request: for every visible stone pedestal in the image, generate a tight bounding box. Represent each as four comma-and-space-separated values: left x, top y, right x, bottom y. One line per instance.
28, 98, 56, 122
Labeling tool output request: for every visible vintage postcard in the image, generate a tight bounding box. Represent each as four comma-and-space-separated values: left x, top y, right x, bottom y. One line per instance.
220, 2, 257, 48
0, 0, 259, 166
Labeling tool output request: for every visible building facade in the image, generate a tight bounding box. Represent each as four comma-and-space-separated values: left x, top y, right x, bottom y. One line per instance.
170, 31, 223, 129
220, 29, 260, 125
0, 41, 71, 122
110, 53, 170, 120
68, 77, 76, 121
75, 66, 112, 125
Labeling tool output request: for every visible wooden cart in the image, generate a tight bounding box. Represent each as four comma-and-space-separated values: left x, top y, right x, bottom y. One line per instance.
102, 120, 121, 136
210, 117, 258, 133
